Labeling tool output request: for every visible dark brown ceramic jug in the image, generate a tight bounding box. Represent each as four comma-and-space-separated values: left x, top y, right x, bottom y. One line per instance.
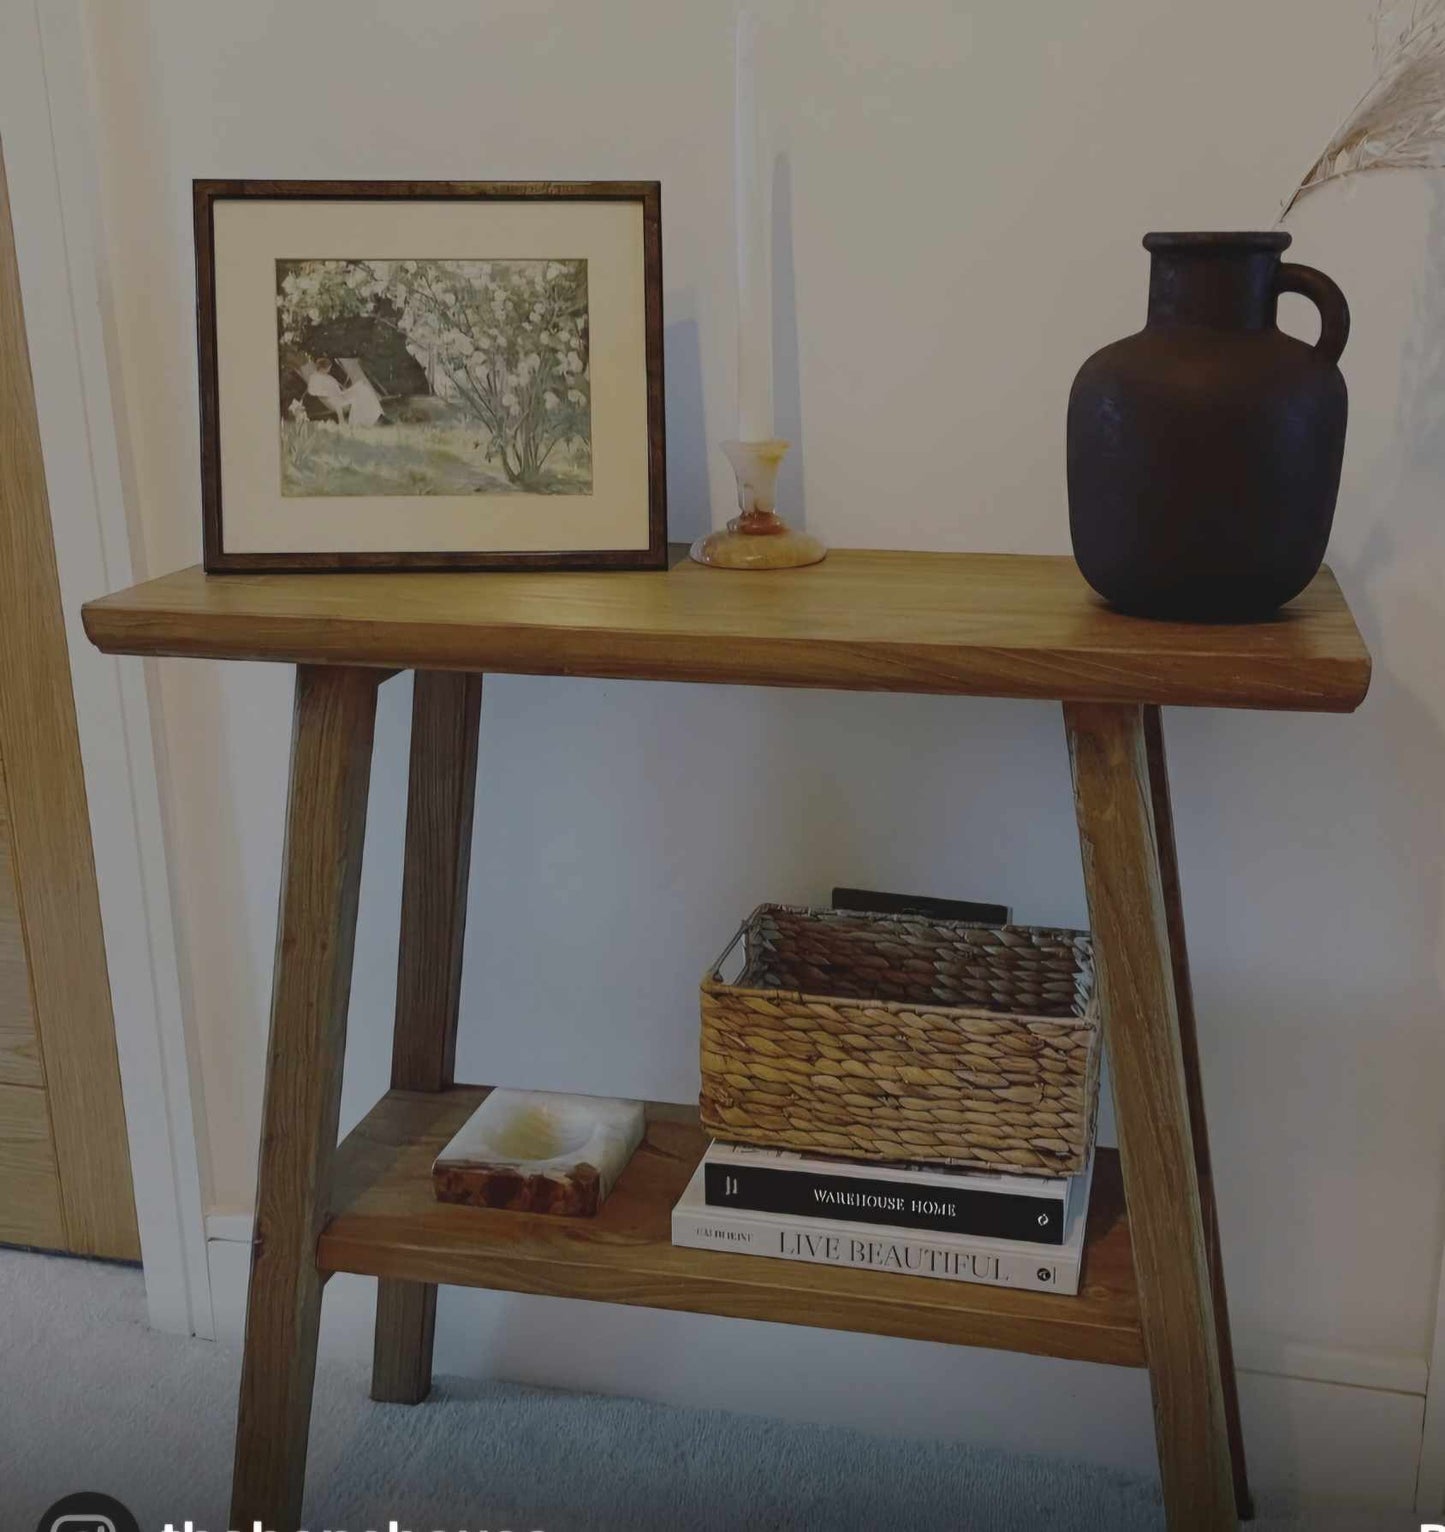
1067, 231, 1349, 620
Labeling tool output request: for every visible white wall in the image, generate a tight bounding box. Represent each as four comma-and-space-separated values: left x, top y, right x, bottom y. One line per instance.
68, 0, 1445, 1512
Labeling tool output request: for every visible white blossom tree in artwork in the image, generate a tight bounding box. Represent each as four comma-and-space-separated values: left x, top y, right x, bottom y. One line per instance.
275, 257, 591, 497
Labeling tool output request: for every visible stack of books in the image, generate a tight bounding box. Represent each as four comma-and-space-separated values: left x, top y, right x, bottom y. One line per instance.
672, 1139, 1094, 1294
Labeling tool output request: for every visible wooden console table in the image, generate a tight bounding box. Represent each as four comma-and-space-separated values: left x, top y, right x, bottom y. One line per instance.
83, 549, 1371, 1532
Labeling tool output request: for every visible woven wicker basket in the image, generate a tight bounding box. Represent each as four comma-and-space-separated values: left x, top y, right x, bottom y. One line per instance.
699, 904, 1100, 1176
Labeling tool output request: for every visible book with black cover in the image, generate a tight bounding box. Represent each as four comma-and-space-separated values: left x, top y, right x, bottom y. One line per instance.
830, 887, 1012, 925
703, 1156, 1066, 1244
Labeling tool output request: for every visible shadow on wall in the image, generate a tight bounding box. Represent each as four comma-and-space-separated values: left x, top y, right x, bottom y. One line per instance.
773, 149, 807, 534
1340, 170, 1445, 1313
1164, 173, 1445, 1363
672, 148, 806, 542
1338, 171, 1445, 1075
663, 310, 709, 547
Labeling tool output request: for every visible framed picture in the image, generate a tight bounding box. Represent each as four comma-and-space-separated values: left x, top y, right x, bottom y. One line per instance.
193, 180, 666, 572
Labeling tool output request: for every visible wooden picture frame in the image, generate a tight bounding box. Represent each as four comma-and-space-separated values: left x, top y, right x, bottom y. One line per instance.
194, 180, 666, 573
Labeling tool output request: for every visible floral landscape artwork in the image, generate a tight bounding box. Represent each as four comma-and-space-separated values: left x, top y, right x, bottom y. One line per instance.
275, 257, 592, 496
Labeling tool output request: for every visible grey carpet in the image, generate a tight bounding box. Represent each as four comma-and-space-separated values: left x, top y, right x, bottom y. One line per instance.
0, 1248, 1403, 1531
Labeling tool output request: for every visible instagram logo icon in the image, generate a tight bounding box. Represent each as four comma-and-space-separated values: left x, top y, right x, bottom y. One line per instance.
36, 1494, 139, 1532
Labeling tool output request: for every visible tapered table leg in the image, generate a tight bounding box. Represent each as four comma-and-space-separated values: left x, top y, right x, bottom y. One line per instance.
1143, 706, 1252, 1520
230, 665, 382, 1532
1064, 701, 1237, 1531
371, 671, 483, 1404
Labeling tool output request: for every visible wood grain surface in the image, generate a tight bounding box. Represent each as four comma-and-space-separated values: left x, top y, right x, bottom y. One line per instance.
231, 666, 379, 1531
0, 1081, 65, 1249
82, 552, 1371, 712
321, 1087, 1143, 1367
1065, 702, 1237, 1529
1144, 706, 1252, 1520
371, 1279, 438, 1407
389, 672, 483, 1094
372, 670, 483, 1405
0, 754, 42, 1088
0, 141, 138, 1258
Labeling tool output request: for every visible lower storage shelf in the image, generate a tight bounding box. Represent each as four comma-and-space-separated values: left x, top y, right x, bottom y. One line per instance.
320, 1086, 1144, 1367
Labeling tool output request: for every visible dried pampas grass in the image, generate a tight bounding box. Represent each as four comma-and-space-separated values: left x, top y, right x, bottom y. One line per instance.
1282, 0, 1445, 217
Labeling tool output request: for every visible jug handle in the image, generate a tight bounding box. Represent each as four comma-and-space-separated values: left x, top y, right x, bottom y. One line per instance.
1277, 263, 1350, 365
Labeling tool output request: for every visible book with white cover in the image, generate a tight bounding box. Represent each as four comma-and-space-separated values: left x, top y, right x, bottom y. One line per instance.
703, 1140, 1072, 1244
673, 1150, 1093, 1295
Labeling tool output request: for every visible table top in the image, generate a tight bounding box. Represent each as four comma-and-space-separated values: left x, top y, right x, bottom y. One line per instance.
81, 547, 1372, 711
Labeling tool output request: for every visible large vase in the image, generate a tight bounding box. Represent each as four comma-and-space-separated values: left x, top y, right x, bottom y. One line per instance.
1067, 231, 1349, 621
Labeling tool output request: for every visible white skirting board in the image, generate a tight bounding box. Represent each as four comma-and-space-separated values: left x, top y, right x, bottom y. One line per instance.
206, 1230, 1428, 1514
1418, 1232, 1445, 1515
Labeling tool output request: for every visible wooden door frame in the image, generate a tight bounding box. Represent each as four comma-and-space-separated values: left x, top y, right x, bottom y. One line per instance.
0, 131, 137, 1258
0, 0, 211, 1334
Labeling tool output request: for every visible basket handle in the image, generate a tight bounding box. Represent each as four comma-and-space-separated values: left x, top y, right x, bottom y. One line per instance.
702, 918, 752, 985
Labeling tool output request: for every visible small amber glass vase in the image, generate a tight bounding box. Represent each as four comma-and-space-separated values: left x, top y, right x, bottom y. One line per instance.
688, 440, 827, 570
